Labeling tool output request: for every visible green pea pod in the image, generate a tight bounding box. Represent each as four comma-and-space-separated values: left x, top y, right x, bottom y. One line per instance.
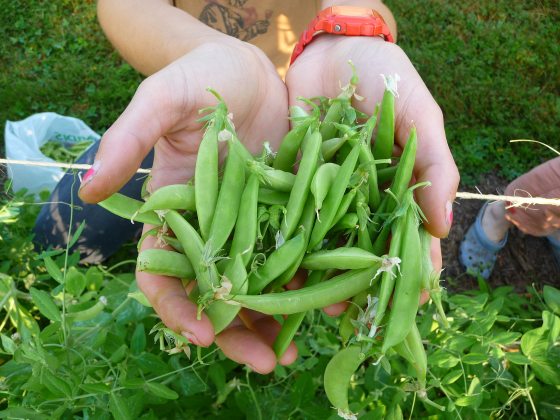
356, 188, 374, 253
332, 213, 358, 232
339, 290, 369, 344
195, 117, 223, 240
281, 130, 322, 240
272, 270, 325, 359
324, 345, 365, 418
376, 165, 397, 185
373, 206, 407, 329
381, 200, 422, 352
319, 100, 343, 140
373, 77, 397, 166
301, 247, 382, 270
66, 299, 107, 322
310, 162, 340, 214
136, 249, 195, 279
258, 188, 289, 206
273, 120, 311, 172
372, 127, 417, 255
330, 188, 358, 230
247, 161, 296, 192
99, 193, 162, 226
271, 195, 315, 289
321, 137, 347, 162
232, 267, 378, 315
247, 233, 306, 294
165, 211, 234, 332
392, 323, 427, 390
229, 174, 259, 268
208, 143, 246, 255
139, 183, 195, 213
308, 143, 361, 251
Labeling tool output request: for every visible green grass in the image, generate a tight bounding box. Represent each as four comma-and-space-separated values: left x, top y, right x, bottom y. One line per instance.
0, 0, 558, 184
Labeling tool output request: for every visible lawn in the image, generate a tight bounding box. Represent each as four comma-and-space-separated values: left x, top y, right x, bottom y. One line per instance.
0, 1, 559, 419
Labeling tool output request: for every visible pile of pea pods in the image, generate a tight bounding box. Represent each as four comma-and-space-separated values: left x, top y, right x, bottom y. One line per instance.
100, 72, 448, 419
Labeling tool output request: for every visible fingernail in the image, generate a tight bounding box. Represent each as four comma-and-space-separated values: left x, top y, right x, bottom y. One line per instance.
181, 331, 200, 346
81, 161, 100, 188
445, 200, 453, 226
506, 201, 516, 214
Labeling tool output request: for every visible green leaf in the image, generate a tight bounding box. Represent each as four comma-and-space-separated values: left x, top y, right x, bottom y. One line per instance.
0, 407, 48, 420
462, 353, 488, 364
130, 323, 146, 355
428, 350, 460, 368
30, 287, 61, 322
505, 352, 531, 365
41, 369, 72, 397
110, 392, 132, 420
489, 331, 521, 346
85, 266, 104, 290
145, 382, 179, 400
1, 333, 17, 354
544, 286, 560, 316
521, 328, 560, 385
66, 266, 86, 296
43, 256, 63, 283
291, 372, 316, 407
80, 382, 111, 394
441, 370, 463, 385
67, 220, 86, 249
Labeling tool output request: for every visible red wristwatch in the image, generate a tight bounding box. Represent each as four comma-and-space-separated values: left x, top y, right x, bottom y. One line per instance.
290, 6, 395, 64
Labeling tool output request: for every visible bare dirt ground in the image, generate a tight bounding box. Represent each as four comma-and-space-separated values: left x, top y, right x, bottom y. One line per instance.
442, 173, 560, 293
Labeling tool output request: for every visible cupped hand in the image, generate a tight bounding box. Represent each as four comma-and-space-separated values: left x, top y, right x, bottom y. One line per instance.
286, 35, 459, 240
79, 39, 297, 373
286, 35, 457, 312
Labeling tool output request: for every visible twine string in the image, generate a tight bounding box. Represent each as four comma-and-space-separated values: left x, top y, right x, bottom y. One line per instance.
1, 158, 559, 206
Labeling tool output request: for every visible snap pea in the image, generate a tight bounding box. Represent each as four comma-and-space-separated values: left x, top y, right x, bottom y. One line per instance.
247, 161, 296, 192
310, 162, 340, 214
208, 143, 246, 255
373, 78, 397, 167
308, 143, 361, 250
165, 211, 234, 332
332, 213, 358, 232
258, 188, 289, 206
321, 137, 347, 162
136, 249, 195, 279
339, 290, 369, 344
356, 188, 374, 253
377, 165, 398, 184
229, 174, 259, 268
319, 100, 343, 140
273, 120, 311, 172
382, 199, 422, 352
330, 187, 358, 230
272, 270, 325, 359
324, 345, 365, 418
231, 266, 378, 315
281, 130, 322, 240
247, 232, 306, 295
99, 193, 162, 226
67, 298, 107, 322
393, 323, 426, 390
139, 183, 195, 213
271, 195, 315, 289
195, 117, 223, 241
301, 247, 382, 271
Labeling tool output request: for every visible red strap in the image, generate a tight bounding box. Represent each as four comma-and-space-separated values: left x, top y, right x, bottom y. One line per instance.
290, 7, 395, 64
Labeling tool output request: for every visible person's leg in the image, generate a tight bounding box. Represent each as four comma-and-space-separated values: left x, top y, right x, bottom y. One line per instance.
33, 141, 154, 263
459, 202, 509, 279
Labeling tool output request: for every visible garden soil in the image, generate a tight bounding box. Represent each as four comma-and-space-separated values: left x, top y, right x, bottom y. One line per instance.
442, 173, 560, 293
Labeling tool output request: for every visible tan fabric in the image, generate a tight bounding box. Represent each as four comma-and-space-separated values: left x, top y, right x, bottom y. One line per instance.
504, 157, 560, 237
175, 0, 321, 78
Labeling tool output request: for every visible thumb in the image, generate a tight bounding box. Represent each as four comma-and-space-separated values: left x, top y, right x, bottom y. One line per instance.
78, 74, 187, 203
398, 101, 459, 238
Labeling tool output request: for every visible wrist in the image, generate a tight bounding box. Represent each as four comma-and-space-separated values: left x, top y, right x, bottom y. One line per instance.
320, 0, 397, 39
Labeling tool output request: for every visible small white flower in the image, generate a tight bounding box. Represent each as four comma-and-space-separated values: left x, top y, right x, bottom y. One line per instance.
337, 408, 357, 420
99, 296, 108, 306
380, 73, 400, 98
214, 278, 233, 300
218, 129, 232, 142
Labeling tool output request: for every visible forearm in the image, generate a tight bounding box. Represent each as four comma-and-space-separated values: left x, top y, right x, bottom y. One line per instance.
320, 0, 397, 40
97, 0, 230, 75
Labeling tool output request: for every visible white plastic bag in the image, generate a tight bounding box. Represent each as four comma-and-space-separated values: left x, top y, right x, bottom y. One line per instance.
5, 112, 100, 197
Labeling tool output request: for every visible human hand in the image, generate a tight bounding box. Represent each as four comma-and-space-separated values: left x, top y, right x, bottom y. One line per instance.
286, 35, 457, 309
79, 40, 298, 373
